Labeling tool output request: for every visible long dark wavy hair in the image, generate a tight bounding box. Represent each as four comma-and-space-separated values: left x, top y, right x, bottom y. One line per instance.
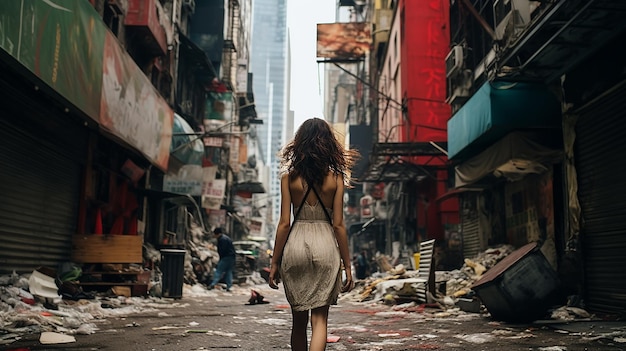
280, 118, 360, 187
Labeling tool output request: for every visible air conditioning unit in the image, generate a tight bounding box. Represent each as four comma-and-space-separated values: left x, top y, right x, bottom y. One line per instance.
493, 0, 531, 42
446, 45, 464, 78
446, 69, 472, 105
183, 0, 195, 14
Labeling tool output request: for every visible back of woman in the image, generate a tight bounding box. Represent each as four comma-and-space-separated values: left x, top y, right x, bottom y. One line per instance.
287, 172, 337, 217
281, 172, 341, 311
268, 117, 359, 351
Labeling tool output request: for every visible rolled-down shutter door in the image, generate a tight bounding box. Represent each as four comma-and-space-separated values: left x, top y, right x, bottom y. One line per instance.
0, 121, 81, 274
575, 81, 626, 316
461, 193, 481, 259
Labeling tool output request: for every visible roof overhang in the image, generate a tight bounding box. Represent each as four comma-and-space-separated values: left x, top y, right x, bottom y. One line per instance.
358, 142, 448, 183
232, 181, 266, 194
499, 0, 626, 83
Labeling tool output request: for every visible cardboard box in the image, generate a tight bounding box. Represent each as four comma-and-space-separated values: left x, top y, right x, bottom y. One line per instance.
71, 235, 143, 263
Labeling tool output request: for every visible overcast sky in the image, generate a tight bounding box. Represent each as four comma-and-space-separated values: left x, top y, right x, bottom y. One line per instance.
286, 0, 338, 131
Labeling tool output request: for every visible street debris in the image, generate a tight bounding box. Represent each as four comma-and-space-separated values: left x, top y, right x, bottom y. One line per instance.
1, 244, 626, 348
39, 331, 76, 344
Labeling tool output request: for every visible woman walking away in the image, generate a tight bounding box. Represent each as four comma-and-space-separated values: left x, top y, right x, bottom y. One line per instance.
269, 117, 359, 351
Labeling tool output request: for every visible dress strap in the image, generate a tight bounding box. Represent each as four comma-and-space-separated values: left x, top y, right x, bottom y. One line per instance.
286, 186, 311, 241
311, 185, 333, 225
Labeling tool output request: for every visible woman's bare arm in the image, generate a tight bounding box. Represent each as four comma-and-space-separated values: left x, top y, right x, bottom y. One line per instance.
332, 174, 354, 292
269, 173, 292, 289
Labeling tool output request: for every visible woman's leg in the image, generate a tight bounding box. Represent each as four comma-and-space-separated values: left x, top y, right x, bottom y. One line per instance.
291, 309, 309, 351
309, 305, 330, 351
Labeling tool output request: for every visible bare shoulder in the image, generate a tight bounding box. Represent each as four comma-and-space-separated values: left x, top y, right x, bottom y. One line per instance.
322, 172, 340, 193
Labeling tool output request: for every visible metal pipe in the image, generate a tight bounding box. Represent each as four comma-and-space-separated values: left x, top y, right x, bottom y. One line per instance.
519, 0, 597, 70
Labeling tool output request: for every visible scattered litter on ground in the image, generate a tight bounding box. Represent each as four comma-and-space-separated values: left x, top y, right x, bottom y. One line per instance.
39, 331, 76, 344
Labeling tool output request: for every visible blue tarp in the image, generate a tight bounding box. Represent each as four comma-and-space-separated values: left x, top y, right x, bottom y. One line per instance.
447, 81, 561, 160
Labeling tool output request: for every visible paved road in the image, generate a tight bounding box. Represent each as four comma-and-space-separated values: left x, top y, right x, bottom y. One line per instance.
4, 283, 625, 351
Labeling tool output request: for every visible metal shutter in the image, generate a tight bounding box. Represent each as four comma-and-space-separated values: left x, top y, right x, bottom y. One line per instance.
575, 80, 626, 316
461, 193, 481, 259
0, 121, 81, 274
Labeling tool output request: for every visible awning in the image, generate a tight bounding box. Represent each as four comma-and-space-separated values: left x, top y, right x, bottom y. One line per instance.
178, 33, 218, 82
360, 159, 430, 182
358, 142, 446, 182
232, 181, 266, 194
447, 81, 561, 161
170, 114, 204, 165
455, 131, 563, 188
238, 102, 257, 118
435, 188, 482, 203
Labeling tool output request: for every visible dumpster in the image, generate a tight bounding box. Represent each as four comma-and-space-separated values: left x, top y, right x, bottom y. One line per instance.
472, 242, 560, 323
160, 249, 186, 299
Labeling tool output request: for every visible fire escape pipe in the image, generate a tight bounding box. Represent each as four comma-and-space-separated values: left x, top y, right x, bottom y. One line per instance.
500, 0, 567, 66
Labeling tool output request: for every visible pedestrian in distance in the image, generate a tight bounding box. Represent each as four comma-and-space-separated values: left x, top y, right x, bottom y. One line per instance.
208, 227, 237, 292
269, 117, 359, 351
354, 250, 369, 280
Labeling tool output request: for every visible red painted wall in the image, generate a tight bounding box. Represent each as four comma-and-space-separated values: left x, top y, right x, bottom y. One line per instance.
400, 0, 450, 150
398, 0, 458, 241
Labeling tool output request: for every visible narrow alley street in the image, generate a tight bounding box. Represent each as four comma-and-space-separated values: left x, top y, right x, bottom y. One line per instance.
3, 282, 625, 351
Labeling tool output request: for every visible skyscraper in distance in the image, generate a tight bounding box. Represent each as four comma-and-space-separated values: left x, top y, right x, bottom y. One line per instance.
250, 0, 289, 229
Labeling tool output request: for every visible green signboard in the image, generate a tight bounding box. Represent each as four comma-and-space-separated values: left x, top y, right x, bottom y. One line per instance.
0, 0, 105, 119
0, 0, 174, 171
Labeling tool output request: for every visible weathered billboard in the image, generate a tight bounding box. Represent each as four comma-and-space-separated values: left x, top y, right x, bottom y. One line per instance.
316, 22, 371, 60
0, 0, 173, 171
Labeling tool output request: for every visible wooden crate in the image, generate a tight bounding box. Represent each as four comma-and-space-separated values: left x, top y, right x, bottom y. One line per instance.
71, 235, 143, 263
79, 270, 151, 296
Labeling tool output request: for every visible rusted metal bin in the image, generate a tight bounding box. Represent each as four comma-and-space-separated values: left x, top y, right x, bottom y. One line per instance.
472, 242, 560, 323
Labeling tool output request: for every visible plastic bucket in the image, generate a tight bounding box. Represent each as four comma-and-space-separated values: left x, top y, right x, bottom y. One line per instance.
413, 253, 421, 270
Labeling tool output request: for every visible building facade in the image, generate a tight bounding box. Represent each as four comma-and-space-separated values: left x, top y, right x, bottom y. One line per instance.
250, 0, 290, 227
340, 0, 460, 269
446, 0, 626, 317
0, 0, 264, 279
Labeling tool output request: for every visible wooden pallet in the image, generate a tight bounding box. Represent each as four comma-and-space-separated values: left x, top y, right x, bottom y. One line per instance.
78, 270, 151, 296
71, 235, 143, 263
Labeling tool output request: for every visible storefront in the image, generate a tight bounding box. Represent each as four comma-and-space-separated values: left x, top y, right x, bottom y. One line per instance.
0, 66, 87, 273
0, 1, 173, 274
448, 81, 563, 261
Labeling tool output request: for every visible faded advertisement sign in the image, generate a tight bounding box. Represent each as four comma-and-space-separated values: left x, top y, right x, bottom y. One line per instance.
0, 0, 174, 171
100, 32, 173, 171
204, 92, 233, 121
317, 22, 371, 60
164, 164, 203, 196
0, 0, 105, 120
249, 217, 264, 237
229, 135, 240, 174
202, 178, 226, 210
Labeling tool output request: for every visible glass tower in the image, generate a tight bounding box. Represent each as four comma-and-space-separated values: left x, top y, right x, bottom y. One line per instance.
251, 0, 289, 227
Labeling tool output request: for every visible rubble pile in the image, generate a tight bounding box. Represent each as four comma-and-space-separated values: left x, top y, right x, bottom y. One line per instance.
344, 244, 517, 306
0, 269, 211, 346
443, 244, 516, 298
341, 244, 613, 325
